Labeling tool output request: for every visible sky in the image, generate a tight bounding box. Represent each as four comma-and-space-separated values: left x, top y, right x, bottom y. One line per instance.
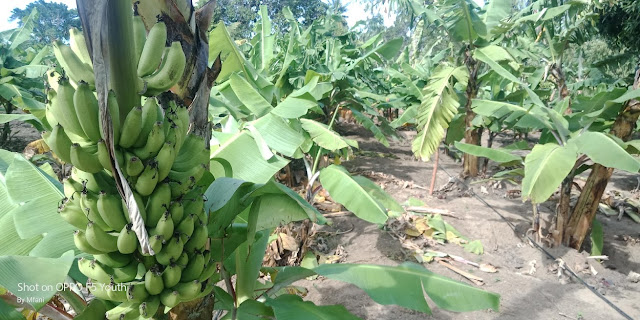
0, 0, 393, 32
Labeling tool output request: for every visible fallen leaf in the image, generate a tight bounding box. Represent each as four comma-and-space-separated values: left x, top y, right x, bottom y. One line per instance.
279, 233, 299, 251
479, 263, 498, 273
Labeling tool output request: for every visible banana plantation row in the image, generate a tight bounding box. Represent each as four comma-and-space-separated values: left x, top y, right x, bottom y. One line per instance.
0, 0, 637, 319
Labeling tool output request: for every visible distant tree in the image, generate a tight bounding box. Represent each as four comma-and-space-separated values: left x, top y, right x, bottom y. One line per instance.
198, 0, 328, 39
597, 0, 640, 52
9, 0, 80, 45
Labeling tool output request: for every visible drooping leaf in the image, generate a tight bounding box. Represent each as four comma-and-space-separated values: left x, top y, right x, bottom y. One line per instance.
483, 0, 513, 36
522, 143, 578, 203
230, 73, 272, 118
319, 165, 388, 224
300, 119, 357, 151
454, 142, 521, 163
267, 294, 362, 320
209, 22, 254, 82
271, 92, 318, 119
210, 131, 289, 183
314, 262, 500, 313
75, 299, 107, 320
412, 65, 467, 161
570, 131, 640, 173
252, 114, 304, 157
0, 251, 74, 310
351, 176, 403, 214
349, 109, 389, 147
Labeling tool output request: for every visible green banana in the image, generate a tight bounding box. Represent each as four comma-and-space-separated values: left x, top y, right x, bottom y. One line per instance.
59, 197, 89, 230
169, 201, 184, 224
173, 280, 201, 301
139, 295, 160, 319
176, 214, 195, 239
156, 236, 183, 265
44, 125, 72, 163
151, 211, 174, 240
63, 178, 82, 198
169, 177, 196, 199
134, 162, 159, 196
112, 261, 138, 283
159, 289, 181, 309
86, 221, 119, 252
53, 40, 95, 86
132, 121, 165, 160
100, 90, 121, 145
162, 263, 182, 288
202, 250, 211, 264
50, 79, 87, 140
134, 98, 159, 148
72, 167, 118, 194
74, 230, 105, 255
70, 143, 103, 173
181, 252, 204, 282
105, 300, 140, 320
95, 252, 132, 268
78, 258, 112, 283
73, 81, 101, 142
142, 41, 187, 96
148, 234, 164, 256
87, 279, 112, 301
127, 281, 149, 303
168, 163, 206, 185
137, 21, 167, 77
184, 193, 204, 216
106, 283, 129, 303
125, 153, 144, 177
97, 139, 113, 169
144, 268, 164, 295
176, 252, 188, 268
144, 182, 170, 227
97, 192, 128, 231
198, 259, 217, 282
117, 224, 138, 254
175, 106, 190, 135
155, 141, 176, 181
69, 27, 92, 66
184, 222, 207, 252
119, 106, 143, 148
81, 191, 110, 231
132, 12, 146, 68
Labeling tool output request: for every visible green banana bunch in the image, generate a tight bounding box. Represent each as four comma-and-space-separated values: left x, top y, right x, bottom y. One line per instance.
51, 17, 214, 317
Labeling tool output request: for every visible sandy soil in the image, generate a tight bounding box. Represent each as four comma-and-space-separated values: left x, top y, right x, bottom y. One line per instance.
297, 123, 640, 320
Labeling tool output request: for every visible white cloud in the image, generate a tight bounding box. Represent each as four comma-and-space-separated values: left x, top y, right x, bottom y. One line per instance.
0, 0, 77, 32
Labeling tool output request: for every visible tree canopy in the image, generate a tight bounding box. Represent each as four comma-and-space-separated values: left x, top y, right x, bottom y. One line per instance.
9, 0, 80, 45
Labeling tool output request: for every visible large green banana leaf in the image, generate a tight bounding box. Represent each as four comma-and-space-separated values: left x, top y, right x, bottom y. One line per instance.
454, 142, 521, 164
210, 131, 289, 183
314, 262, 500, 313
522, 143, 578, 203
319, 165, 388, 224
0, 151, 76, 310
569, 131, 640, 173
267, 295, 361, 320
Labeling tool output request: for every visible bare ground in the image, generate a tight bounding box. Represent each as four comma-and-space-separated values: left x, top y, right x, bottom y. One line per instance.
298, 123, 640, 320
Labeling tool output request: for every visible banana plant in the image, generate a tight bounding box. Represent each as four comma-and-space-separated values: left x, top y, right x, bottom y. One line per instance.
0, 8, 51, 146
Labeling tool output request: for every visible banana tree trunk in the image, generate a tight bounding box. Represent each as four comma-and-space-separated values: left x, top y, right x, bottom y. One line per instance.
563, 69, 640, 249
462, 51, 480, 178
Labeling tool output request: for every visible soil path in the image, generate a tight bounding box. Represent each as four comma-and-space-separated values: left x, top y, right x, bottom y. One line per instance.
300, 123, 640, 320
